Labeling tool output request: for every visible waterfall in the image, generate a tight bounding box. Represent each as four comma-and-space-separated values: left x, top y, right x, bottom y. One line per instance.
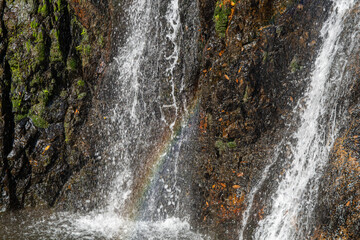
102, 0, 198, 222
3, 0, 359, 239
239, 0, 359, 239
70, 0, 202, 238
2, 0, 203, 239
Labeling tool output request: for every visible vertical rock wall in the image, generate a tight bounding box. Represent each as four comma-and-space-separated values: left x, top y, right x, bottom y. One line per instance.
0, 0, 112, 210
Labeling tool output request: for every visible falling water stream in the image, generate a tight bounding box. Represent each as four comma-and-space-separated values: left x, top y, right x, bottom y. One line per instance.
59, 0, 202, 238
240, 0, 359, 239
1, 0, 203, 239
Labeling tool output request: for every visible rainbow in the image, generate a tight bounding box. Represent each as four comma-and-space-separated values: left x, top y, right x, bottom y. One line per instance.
126, 96, 200, 220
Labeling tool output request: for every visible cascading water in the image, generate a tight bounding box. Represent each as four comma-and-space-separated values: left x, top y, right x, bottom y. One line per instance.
64, 0, 203, 238
0, 0, 203, 239
101, 0, 200, 224
240, 0, 359, 239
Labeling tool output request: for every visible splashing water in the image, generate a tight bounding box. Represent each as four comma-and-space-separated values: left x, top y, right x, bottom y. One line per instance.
0, 209, 204, 240
239, 0, 359, 239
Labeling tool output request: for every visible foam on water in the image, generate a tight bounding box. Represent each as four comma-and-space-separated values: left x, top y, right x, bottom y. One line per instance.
0, 209, 204, 240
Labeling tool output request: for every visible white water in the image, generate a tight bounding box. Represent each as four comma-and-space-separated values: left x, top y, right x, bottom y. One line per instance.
238, 1, 358, 239
161, 0, 181, 131
106, 0, 185, 218
106, 0, 152, 214
74, 0, 200, 237
26, 212, 203, 240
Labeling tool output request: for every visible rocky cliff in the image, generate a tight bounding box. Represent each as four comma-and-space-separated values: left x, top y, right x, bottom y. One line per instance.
0, 0, 112, 210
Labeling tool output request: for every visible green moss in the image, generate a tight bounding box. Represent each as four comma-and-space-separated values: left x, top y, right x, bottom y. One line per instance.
12, 98, 22, 112
29, 115, 49, 128
50, 47, 62, 62
64, 121, 72, 142
84, 45, 91, 55
67, 57, 78, 70
38, 1, 49, 17
243, 85, 249, 103
60, 90, 67, 98
213, 1, 232, 38
76, 26, 91, 66
290, 57, 301, 73
55, 29, 60, 40
77, 92, 87, 100
36, 31, 44, 43
30, 20, 38, 29
81, 28, 88, 40
215, 140, 226, 154
98, 35, 105, 47
262, 51, 269, 63
36, 42, 46, 63
30, 75, 42, 87
75, 45, 82, 52
25, 40, 31, 53
29, 102, 45, 117
50, 31, 62, 62
9, 58, 22, 82
77, 79, 85, 87
57, 0, 62, 10
227, 141, 237, 148
41, 89, 50, 104
14, 114, 27, 122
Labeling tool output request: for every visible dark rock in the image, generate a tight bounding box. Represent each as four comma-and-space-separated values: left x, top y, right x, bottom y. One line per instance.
0, 0, 112, 210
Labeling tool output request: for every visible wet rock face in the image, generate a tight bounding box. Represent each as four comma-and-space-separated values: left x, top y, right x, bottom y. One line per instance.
314, 11, 360, 238
193, 0, 332, 238
314, 124, 360, 240
0, 0, 112, 210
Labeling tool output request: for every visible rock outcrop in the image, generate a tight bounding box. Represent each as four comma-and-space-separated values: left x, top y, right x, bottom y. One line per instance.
0, 0, 112, 210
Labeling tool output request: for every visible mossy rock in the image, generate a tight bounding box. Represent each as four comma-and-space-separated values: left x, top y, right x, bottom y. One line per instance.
12, 98, 22, 112
77, 92, 87, 100
67, 57, 78, 71
77, 79, 85, 87
38, 1, 49, 17
215, 140, 226, 154
213, 1, 234, 38
29, 114, 49, 128
227, 141, 236, 148
290, 56, 301, 73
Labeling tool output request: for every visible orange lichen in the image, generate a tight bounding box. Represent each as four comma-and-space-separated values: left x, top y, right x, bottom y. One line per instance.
205, 181, 246, 222
199, 112, 208, 133
42, 145, 51, 155
314, 123, 360, 239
